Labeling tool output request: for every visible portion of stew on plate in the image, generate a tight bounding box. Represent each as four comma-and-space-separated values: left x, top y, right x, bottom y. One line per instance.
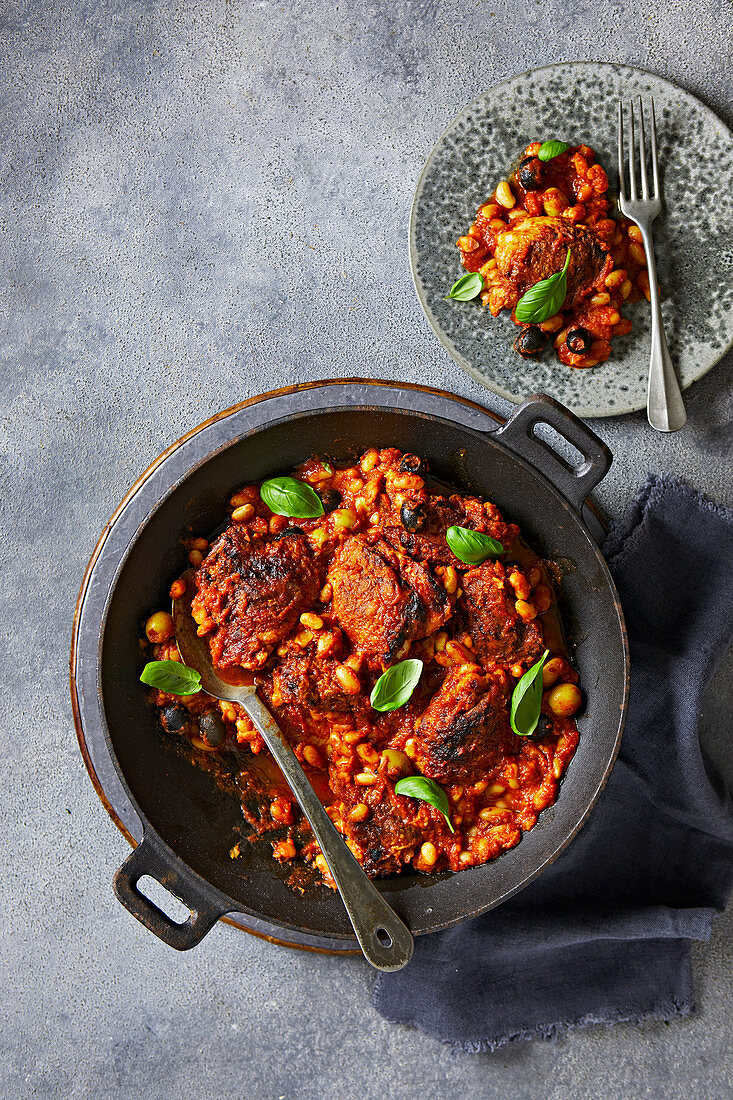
140, 449, 583, 889
455, 140, 650, 369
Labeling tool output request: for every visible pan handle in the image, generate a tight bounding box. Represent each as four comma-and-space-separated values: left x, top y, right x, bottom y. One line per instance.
493, 394, 612, 513
113, 831, 228, 950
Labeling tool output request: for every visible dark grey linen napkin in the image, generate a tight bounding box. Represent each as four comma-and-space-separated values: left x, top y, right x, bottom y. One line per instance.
373, 475, 733, 1052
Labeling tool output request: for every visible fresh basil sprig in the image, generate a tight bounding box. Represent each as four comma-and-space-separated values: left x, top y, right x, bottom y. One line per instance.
370, 659, 423, 712
510, 650, 549, 736
140, 660, 202, 696
538, 139, 569, 162
260, 476, 324, 518
395, 775, 455, 833
447, 272, 484, 301
515, 250, 571, 324
446, 525, 504, 565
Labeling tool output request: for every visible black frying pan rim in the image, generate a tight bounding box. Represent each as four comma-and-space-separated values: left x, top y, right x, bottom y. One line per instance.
71, 380, 629, 944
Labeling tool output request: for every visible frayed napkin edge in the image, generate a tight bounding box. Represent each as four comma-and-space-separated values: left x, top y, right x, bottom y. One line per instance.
373, 997, 694, 1055
442, 996, 694, 1054
603, 473, 733, 568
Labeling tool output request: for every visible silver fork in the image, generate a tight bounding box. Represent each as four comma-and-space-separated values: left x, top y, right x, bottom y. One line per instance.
618, 98, 686, 432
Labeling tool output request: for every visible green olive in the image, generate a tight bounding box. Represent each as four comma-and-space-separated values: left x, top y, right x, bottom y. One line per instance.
145, 611, 174, 644
382, 749, 413, 778
547, 683, 582, 718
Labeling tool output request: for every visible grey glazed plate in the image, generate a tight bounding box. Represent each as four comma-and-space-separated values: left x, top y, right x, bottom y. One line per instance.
409, 62, 733, 417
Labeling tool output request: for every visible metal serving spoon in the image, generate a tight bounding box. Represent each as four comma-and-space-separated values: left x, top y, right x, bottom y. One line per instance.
172, 577, 414, 971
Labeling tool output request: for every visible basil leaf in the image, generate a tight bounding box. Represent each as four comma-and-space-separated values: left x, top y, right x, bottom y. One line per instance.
538, 139, 569, 162
510, 650, 549, 736
515, 249, 571, 324
395, 776, 454, 833
140, 660, 202, 696
447, 272, 484, 301
370, 659, 423, 712
446, 525, 504, 565
260, 476, 324, 518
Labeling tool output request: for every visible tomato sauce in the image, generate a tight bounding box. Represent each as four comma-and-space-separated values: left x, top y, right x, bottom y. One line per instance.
145, 448, 581, 888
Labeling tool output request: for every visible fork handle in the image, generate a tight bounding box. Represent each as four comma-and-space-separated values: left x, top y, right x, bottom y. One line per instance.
639, 228, 687, 432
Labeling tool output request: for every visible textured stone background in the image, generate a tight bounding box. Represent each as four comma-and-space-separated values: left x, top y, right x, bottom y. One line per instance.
2, 1, 732, 1097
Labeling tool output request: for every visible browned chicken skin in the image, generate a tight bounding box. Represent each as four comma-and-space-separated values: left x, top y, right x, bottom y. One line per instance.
415, 665, 517, 784
270, 653, 368, 717
340, 798, 425, 877
328, 534, 453, 665
383, 497, 465, 567
384, 493, 520, 568
192, 527, 320, 670
462, 561, 544, 668
493, 216, 613, 311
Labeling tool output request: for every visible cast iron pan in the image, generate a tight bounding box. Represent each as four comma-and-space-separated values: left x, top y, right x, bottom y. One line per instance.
71, 381, 629, 952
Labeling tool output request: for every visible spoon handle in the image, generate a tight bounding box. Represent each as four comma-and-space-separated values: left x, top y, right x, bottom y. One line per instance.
240, 692, 414, 971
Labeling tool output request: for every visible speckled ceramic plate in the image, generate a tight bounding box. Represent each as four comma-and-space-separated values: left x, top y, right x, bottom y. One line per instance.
409, 62, 733, 417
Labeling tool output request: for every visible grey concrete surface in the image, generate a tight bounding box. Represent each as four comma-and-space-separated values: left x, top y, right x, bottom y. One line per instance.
2, 1, 732, 1097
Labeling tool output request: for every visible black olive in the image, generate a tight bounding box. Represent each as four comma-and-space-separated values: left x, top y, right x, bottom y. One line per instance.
513, 326, 548, 358
566, 327, 593, 355
160, 705, 189, 734
516, 156, 544, 191
532, 714, 553, 740
400, 503, 426, 532
317, 488, 342, 513
398, 454, 427, 476
198, 712, 226, 748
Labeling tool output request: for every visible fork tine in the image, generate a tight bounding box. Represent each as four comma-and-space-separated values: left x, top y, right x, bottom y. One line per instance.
628, 100, 637, 201
638, 97, 649, 199
650, 96, 660, 197
617, 101, 626, 200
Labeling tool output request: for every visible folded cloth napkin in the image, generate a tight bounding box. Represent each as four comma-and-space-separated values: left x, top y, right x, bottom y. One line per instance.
373, 475, 733, 1052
